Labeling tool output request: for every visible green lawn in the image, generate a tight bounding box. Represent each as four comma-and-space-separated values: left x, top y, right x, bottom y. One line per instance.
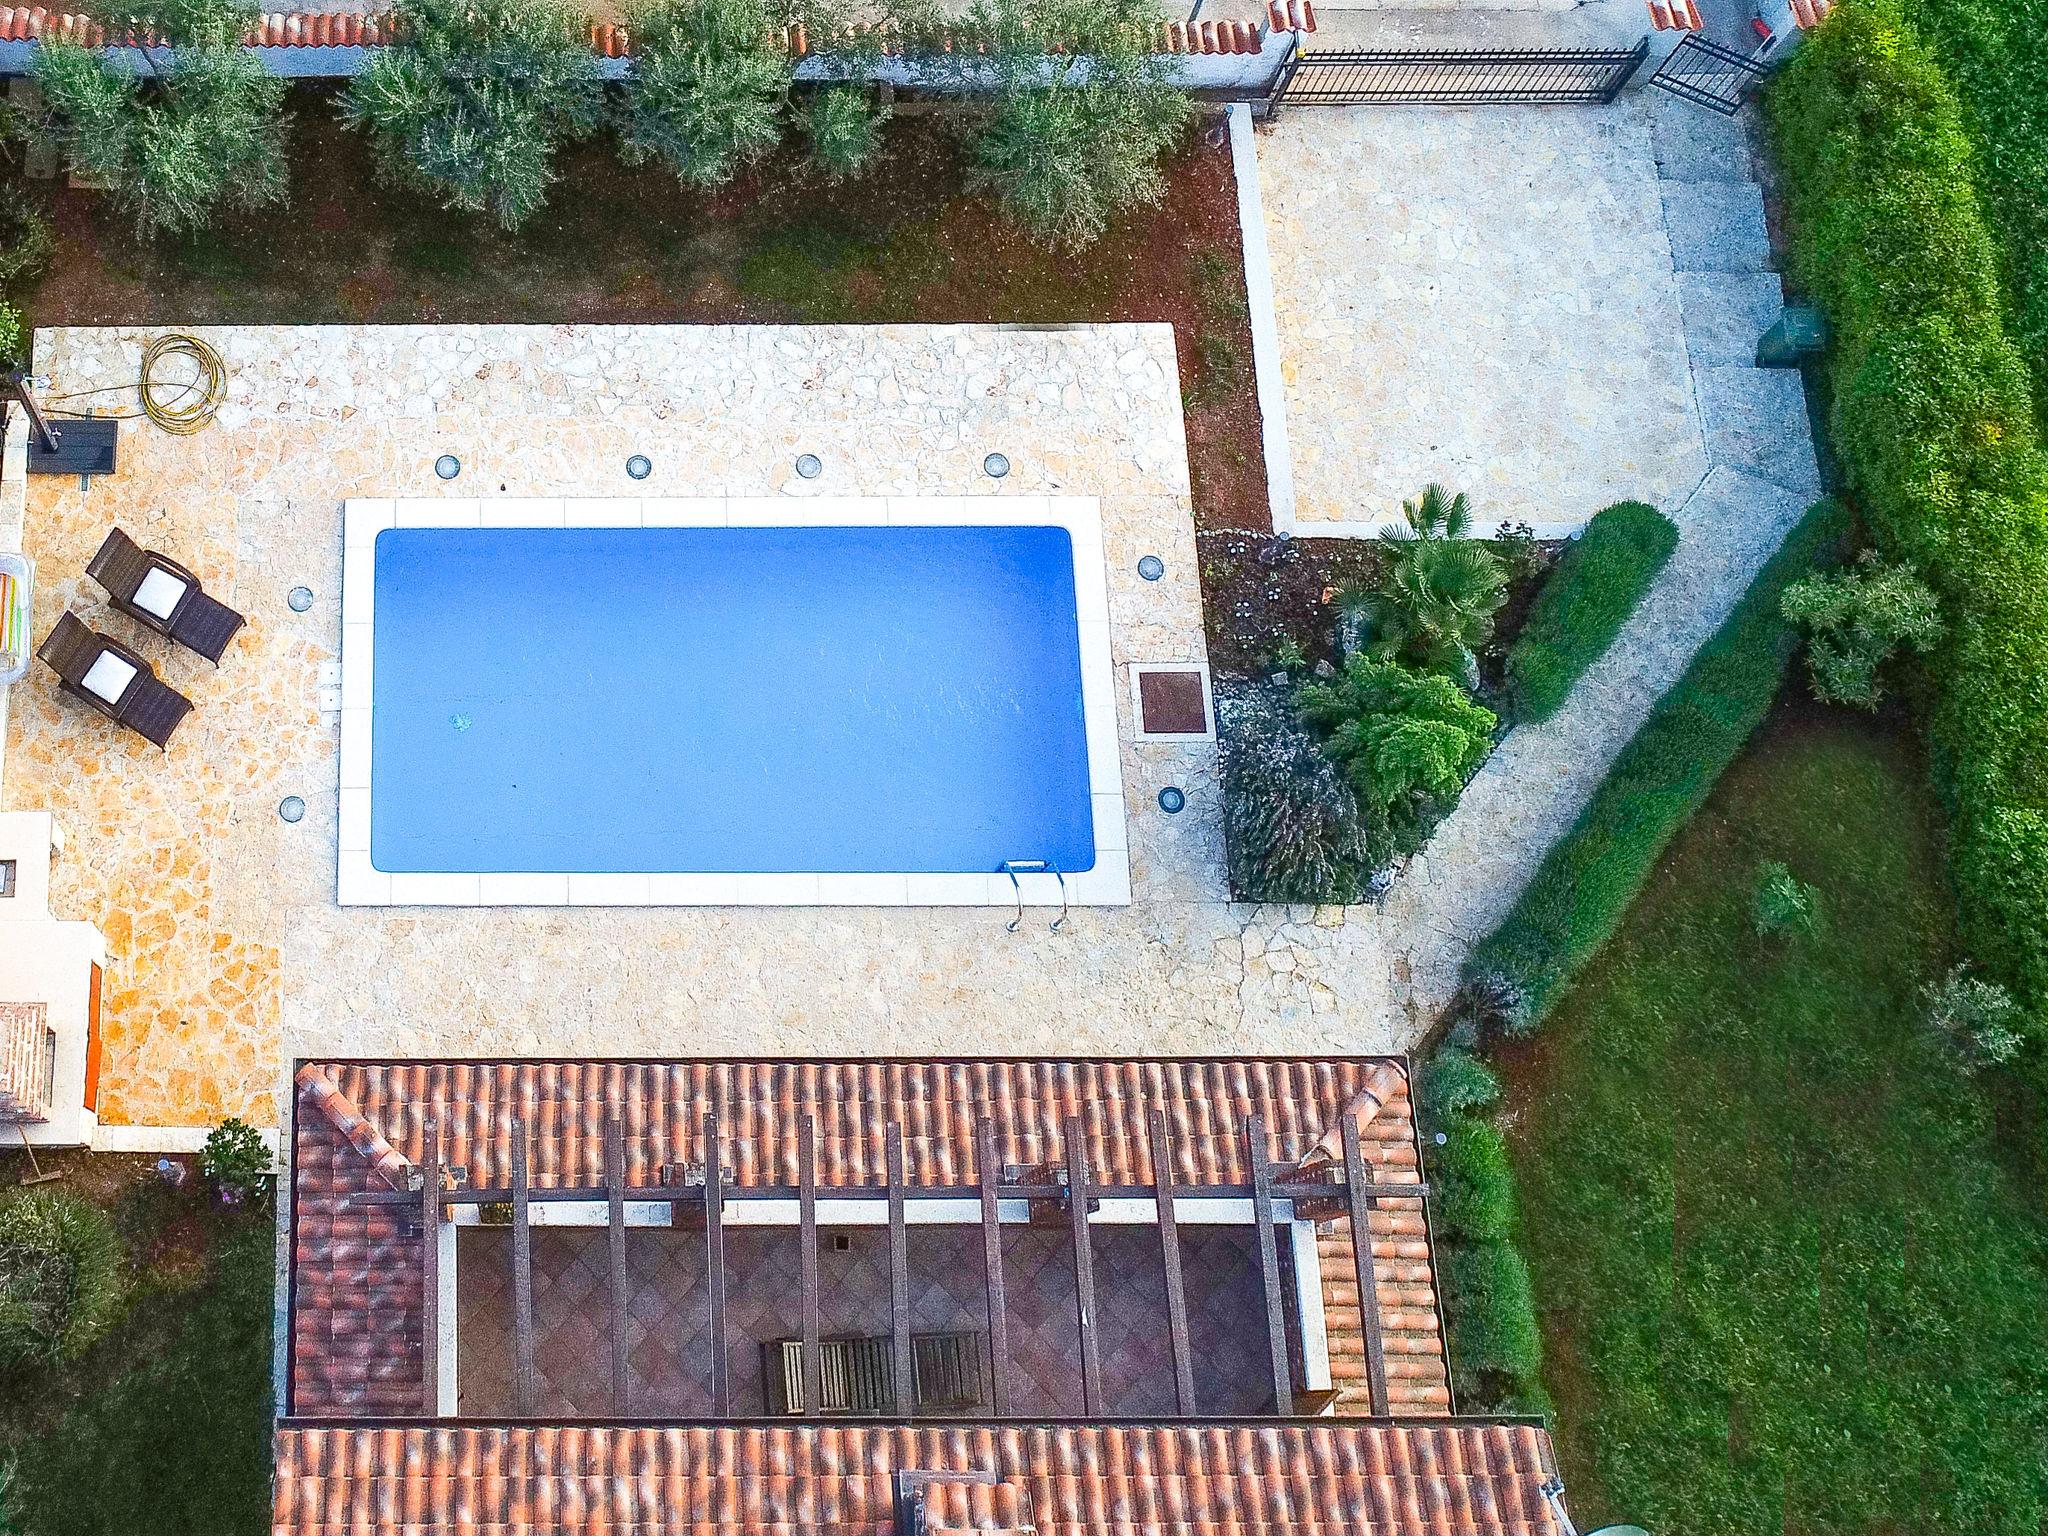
0, 1161, 274, 1536
1504, 698, 2048, 1535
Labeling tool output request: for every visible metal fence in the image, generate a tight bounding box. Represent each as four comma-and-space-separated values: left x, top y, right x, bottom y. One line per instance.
1271, 39, 1650, 107
1646, 33, 1772, 114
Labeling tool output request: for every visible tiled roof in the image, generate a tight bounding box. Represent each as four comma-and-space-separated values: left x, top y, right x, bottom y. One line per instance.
273, 1420, 1564, 1536
287, 1057, 1447, 1419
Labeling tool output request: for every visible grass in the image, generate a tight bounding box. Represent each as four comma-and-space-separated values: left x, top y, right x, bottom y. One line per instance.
1501, 697, 2048, 1535
0, 1156, 274, 1536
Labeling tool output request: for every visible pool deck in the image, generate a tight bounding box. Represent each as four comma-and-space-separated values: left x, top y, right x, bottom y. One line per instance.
1, 325, 1411, 1139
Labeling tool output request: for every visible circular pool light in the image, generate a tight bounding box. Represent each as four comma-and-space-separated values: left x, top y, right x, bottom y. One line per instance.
278, 795, 306, 824
1137, 555, 1165, 582
287, 585, 314, 613
983, 452, 1011, 480
434, 454, 461, 481
626, 454, 653, 481
795, 453, 823, 480
1157, 786, 1186, 814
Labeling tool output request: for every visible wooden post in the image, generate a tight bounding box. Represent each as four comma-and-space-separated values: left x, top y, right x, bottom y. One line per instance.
977, 1117, 1012, 1418
605, 1113, 630, 1417
1064, 1116, 1101, 1414
703, 1113, 729, 1416
419, 1119, 441, 1418
1146, 1109, 1196, 1415
886, 1123, 913, 1416
799, 1113, 822, 1417
1341, 1109, 1390, 1415
1245, 1114, 1294, 1415
510, 1116, 537, 1416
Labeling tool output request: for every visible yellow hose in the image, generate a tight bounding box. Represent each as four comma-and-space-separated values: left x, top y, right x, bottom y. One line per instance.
137, 332, 225, 435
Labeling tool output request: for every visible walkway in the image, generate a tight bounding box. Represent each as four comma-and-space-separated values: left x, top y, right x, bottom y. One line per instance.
1369, 96, 1823, 1023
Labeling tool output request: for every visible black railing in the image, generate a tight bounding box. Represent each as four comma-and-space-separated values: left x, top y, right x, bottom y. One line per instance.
1646, 32, 1771, 115
1272, 38, 1649, 107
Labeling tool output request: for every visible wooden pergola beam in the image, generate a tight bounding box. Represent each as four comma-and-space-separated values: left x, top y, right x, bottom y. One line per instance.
419, 1119, 441, 1418
976, 1117, 1012, 1418
799, 1113, 822, 1418
604, 1113, 630, 1417
347, 1177, 1426, 1209
510, 1115, 537, 1416
886, 1123, 913, 1416
1064, 1115, 1101, 1414
1245, 1114, 1294, 1415
702, 1112, 730, 1416
1146, 1108, 1195, 1415
1341, 1109, 1391, 1415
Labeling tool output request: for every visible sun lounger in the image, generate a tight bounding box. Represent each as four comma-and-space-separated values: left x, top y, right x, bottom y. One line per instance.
86, 526, 245, 665
36, 611, 194, 750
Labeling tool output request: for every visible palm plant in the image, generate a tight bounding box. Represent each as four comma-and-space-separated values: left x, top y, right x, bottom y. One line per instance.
1380, 481, 1471, 543
1342, 483, 1506, 686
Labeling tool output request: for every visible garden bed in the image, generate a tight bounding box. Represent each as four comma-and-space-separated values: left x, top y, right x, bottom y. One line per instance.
10, 92, 1268, 536
0, 1149, 274, 1536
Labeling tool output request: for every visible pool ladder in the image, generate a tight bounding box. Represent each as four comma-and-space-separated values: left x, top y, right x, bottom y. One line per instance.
1002, 859, 1069, 934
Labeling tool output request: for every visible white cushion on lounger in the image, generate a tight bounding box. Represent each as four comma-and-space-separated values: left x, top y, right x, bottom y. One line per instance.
80, 651, 138, 705
133, 567, 189, 621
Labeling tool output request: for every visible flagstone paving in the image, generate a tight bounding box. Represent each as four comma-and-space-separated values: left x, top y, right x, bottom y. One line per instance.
1, 324, 1412, 1132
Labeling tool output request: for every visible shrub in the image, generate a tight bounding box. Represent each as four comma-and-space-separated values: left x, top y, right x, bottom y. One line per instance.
1923, 963, 2030, 1067
1460, 496, 1847, 1035
1780, 552, 1944, 707
1215, 683, 1378, 903
958, 0, 1191, 251
1419, 1046, 1500, 1122
1752, 859, 1820, 938
1342, 484, 1508, 685
0, 303, 22, 370
801, 86, 886, 181
1770, 5, 2048, 1041
342, 0, 603, 230
29, 0, 288, 240
0, 1189, 122, 1369
618, 0, 792, 189
1297, 655, 1497, 852
0, 200, 54, 290
200, 1117, 271, 1207
1441, 1239, 1541, 1400
1505, 500, 1678, 721
1434, 1116, 1518, 1242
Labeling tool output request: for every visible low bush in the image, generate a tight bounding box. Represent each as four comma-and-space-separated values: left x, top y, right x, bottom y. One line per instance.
1418, 1046, 1500, 1121
1433, 1116, 1517, 1241
1215, 684, 1378, 903
1297, 655, 1497, 856
1770, 4, 2048, 1043
1780, 552, 1943, 707
1751, 859, 1820, 938
801, 86, 886, 180
342, 0, 603, 230
1458, 496, 1847, 1037
1505, 500, 1677, 721
200, 1118, 271, 1208
0, 1190, 122, 1369
1439, 1238, 1543, 1408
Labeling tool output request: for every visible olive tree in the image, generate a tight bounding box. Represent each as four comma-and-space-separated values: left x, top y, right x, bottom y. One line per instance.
958, 0, 1190, 250
342, 0, 602, 231
800, 85, 886, 181
617, 0, 796, 188
30, 0, 288, 239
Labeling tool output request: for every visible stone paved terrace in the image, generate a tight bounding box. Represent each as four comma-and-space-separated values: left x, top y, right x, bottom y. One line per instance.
1, 324, 1420, 1136
1259, 100, 1709, 537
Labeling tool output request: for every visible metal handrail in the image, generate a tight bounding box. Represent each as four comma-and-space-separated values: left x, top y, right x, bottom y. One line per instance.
1001, 859, 1069, 933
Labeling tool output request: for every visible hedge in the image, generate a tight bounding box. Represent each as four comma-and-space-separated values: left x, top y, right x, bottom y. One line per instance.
1505, 500, 1679, 722
1462, 496, 1848, 1031
1769, 5, 2048, 1040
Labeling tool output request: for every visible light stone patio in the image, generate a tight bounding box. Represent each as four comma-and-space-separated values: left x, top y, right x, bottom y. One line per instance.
1, 324, 1423, 1137
1258, 100, 1709, 536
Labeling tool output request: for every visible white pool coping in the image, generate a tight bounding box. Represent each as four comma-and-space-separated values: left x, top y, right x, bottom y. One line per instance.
336, 496, 1131, 909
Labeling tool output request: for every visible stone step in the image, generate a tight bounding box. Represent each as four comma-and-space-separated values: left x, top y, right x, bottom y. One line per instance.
1661, 179, 1773, 273
1647, 91, 1757, 183
1693, 363, 1823, 496
1677, 270, 1788, 365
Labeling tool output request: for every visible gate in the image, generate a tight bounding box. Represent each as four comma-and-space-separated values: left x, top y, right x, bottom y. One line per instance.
1646, 33, 1772, 114
1271, 39, 1649, 107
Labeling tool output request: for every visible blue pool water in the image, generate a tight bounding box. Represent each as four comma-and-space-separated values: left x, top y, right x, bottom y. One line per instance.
369, 526, 1097, 875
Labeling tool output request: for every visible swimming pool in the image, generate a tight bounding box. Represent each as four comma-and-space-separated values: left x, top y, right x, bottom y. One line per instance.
337, 497, 1127, 907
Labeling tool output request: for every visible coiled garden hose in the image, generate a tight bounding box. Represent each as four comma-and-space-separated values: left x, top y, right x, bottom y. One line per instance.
41, 330, 228, 436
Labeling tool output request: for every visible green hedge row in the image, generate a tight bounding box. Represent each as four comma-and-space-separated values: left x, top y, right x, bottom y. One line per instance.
1769, 6, 2048, 1038
1419, 1052, 1546, 1415
1463, 496, 1847, 1030
1505, 500, 1678, 722
1903, 0, 2048, 416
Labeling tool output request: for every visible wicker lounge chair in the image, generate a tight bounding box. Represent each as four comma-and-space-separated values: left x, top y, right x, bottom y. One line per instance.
86, 526, 245, 665
36, 611, 194, 750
